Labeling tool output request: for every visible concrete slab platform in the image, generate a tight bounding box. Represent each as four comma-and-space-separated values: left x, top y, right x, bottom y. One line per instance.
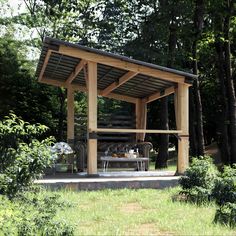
35, 171, 180, 191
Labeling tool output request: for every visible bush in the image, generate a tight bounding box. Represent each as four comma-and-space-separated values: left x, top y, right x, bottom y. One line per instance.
0, 189, 74, 235
214, 203, 236, 227
0, 113, 54, 198
179, 156, 218, 204
212, 165, 236, 206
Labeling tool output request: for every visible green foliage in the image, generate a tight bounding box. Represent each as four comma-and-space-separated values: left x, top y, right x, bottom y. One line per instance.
0, 189, 74, 235
179, 156, 218, 204
179, 159, 236, 227
212, 165, 236, 206
212, 165, 236, 227
180, 157, 218, 190
0, 113, 54, 198
214, 203, 236, 227
0, 35, 67, 139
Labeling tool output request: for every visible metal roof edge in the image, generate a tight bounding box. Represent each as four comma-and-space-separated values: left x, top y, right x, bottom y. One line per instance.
43, 37, 197, 80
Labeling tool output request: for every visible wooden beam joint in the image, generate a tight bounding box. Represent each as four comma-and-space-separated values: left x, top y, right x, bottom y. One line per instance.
101, 71, 138, 96
145, 86, 176, 103
66, 59, 87, 85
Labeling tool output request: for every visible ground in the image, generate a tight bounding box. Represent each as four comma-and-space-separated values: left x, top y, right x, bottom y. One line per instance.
55, 187, 236, 235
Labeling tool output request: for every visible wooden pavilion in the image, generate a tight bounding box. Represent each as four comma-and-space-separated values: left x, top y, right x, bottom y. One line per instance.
36, 37, 197, 176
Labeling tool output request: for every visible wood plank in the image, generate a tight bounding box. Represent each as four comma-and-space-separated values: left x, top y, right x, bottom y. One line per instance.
174, 87, 179, 128
41, 77, 137, 103
136, 99, 147, 141
177, 84, 189, 174
67, 86, 74, 142
59, 45, 186, 84
38, 50, 52, 82
100, 91, 138, 104
101, 71, 138, 96
87, 61, 98, 175
41, 77, 87, 92
94, 128, 182, 134
83, 65, 88, 88
145, 86, 175, 103
66, 59, 87, 85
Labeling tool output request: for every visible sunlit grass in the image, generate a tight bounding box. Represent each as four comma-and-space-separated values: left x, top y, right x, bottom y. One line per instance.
55, 187, 236, 235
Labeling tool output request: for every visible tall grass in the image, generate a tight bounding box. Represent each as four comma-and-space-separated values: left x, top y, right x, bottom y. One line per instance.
55, 187, 236, 235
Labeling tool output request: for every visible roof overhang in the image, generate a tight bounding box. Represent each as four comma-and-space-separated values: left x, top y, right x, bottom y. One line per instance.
35, 37, 196, 104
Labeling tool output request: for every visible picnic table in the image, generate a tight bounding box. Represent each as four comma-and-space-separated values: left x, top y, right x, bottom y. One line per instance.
100, 156, 149, 172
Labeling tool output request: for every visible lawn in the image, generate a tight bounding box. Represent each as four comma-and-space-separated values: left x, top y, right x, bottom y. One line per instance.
55, 187, 236, 235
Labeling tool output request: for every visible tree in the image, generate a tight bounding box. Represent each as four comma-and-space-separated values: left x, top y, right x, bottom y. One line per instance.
190, 0, 205, 156
212, 0, 236, 164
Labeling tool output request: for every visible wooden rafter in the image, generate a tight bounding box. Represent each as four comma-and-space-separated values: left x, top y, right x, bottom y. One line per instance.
41, 77, 137, 104
101, 71, 138, 96
66, 59, 87, 85
38, 50, 52, 82
58, 45, 186, 84
145, 86, 176, 103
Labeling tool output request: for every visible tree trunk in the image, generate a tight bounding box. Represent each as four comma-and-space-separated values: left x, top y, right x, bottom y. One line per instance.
215, 39, 230, 164
191, 0, 205, 156
57, 87, 66, 141
189, 88, 198, 155
223, 4, 236, 164
156, 97, 169, 168
156, 12, 177, 168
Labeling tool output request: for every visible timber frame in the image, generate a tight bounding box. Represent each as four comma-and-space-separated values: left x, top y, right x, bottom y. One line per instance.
36, 37, 197, 175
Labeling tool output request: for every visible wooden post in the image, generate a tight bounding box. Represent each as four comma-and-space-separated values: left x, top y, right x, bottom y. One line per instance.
176, 84, 189, 174
174, 88, 179, 129
136, 99, 147, 141
87, 61, 98, 175
67, 86, 74, 145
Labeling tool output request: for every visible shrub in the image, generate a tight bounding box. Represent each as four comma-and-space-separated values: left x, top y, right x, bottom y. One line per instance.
179, 156, 218, 204
0, 113, 54, 198
214, 203, 236, 227
212, 165, 236, 206
0, 189, 74, 235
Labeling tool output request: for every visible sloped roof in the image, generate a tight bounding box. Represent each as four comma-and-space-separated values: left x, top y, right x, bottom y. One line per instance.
36, 37, 196, 103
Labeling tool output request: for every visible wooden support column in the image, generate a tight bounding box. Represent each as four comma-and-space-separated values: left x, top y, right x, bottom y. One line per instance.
87, 61, 98, 175
176, 84, 189, 174
174, 88, 179, 129
136, 99, 147, 142
67, 86, 74, 145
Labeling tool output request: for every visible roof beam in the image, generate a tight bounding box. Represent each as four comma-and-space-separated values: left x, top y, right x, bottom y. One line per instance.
38, 50, 52, 82
145, 86, 175, 103
66, 59, 87, 85
42, 77, 87, 92
40, 77, 137, 104
58, 45, 186, 84
101, 71, 138, 96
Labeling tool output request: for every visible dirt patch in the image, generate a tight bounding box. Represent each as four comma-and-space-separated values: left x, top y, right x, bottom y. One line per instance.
125, 223, 173, 236
120, 202, 143, 213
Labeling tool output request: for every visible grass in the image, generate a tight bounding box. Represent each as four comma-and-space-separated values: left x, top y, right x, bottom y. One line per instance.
54, 187, 236, 235
149, 161, 177, 171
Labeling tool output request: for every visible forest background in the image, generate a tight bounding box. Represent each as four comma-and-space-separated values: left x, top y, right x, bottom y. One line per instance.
0, 0, 236, 168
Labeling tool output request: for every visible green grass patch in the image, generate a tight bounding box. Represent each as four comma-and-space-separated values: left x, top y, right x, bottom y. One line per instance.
55, 187, 235, 235
149, 161, 177, 171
